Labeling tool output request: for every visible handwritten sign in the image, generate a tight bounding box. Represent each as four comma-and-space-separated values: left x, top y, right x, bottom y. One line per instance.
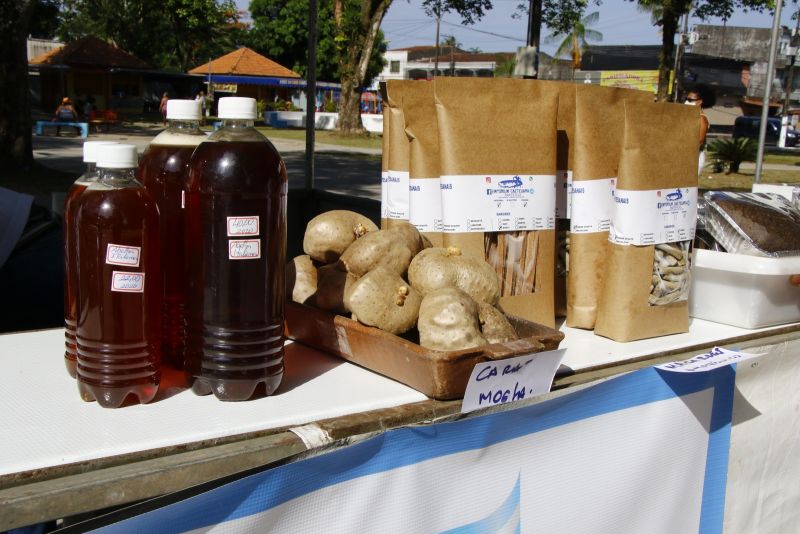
106, 244, 141, 267
111, 271, 145, 293
227, 216, 260, 237
229, 239, 261, 260
657, 347, 762, 373
461, 349, 565, 413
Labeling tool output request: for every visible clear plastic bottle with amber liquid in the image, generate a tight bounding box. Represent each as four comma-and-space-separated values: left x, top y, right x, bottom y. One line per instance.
63, 140, 118, 378
140, 99, 205, 370
185, 97, 287, 401
74, 144, 162, 408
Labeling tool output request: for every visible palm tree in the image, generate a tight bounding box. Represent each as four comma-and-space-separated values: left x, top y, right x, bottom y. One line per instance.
545, 11, 603, 71
442, 34, 460, 76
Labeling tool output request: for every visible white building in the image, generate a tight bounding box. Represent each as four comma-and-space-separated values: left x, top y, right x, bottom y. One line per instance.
372, 46, 513, 88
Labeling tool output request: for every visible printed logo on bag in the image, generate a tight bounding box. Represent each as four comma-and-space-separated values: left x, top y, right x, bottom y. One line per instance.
229, 239, 261, 260
106, 244, 141, 267
227, 216, 260, 236
111, 271, 144, 293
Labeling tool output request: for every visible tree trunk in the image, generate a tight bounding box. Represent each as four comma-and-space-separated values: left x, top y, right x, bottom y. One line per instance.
657, 8, 679, 102
0, 1, 35, 171
335, 0, 392, 135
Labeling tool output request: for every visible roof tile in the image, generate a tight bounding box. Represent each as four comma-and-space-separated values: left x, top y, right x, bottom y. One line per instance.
29, 36, 149, 69
189, 47, 300, 78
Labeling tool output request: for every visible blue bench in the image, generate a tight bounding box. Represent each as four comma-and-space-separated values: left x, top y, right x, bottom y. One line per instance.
35, 120, 89, 138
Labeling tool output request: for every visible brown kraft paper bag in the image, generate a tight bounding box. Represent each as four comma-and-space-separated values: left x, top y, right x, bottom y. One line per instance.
383, 80, 415, 229
594, 100, 699, 342
566, 84, 653, 329
554, 82, 576, 318
435, 78, 558, 327
403, 81, 444, 247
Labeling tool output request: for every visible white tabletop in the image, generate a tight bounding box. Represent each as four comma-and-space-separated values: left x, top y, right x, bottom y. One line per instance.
0, 329, 427, 478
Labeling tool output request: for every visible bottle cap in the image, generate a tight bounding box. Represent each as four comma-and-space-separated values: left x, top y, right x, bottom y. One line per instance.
218, 97, 257, 119
82, 141, 118, 163
167, 99, 201, 120
96, 144, 138, 169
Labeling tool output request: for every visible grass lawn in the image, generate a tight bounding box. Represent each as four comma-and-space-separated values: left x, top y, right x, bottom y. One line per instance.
762, 153, 800, 166
700, 169, 800, 191
255, 127, 382, 150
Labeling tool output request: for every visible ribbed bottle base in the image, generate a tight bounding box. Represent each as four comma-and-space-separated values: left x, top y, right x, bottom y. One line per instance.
64, 322, 78, 379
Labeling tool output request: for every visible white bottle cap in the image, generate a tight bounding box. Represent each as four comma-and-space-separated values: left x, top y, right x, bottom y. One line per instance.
218, 97, 256, 119
167, 99, 202, 120
82, 141, 118, 163
96, 144, 139, 169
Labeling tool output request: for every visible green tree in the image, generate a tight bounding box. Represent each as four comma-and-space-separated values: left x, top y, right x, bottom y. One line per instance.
0, 0, 36, 170
247, 0, 388, 85
58, 0, 241, 71
545, 10, 602, 70
29, 0, 61, 39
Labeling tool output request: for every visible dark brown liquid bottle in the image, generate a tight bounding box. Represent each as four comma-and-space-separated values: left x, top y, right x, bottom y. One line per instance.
74, 144, 162, 408
185, 97, 287, 401
140, 100, 205, 369
64, 141, 118, 378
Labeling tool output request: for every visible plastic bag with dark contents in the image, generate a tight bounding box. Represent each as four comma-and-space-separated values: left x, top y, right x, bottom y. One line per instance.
703, 191, 800, 257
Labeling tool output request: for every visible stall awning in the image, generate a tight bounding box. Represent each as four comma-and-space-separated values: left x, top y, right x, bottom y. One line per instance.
206, 74, 341, 91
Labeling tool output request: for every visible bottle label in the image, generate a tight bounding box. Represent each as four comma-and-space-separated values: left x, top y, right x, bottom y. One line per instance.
229, 239, 261, 260
106, 244, 141, 267
227, 216, 260, 236
111, 271, 145, 293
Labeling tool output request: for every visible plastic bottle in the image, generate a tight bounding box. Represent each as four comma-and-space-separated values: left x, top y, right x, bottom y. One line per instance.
74, 144, 161, 408
63, 140, 118, 378
140, 99, 205, 369
185, 96, 287, 401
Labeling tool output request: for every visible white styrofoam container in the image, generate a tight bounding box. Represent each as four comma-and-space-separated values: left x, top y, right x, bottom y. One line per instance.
690, 249, 800, 329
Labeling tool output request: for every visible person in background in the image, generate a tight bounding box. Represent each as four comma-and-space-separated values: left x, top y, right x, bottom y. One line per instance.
684, 84, 716, 175
159, 92, 169, 125
196, 91, 207, 125
53, 97, 80, 136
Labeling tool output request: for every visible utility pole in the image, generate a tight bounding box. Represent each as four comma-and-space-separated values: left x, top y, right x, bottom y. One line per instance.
434, 1, 441, 78
783, 11, 800, 115
755, 0, 783, 183
305, 0, 317, 190
525, 0, 542, 78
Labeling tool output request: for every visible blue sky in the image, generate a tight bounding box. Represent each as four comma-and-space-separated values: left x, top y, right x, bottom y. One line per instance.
235, 1, 793, 56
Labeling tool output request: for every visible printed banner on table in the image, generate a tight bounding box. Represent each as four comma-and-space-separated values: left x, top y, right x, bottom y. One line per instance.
94, 365, 735, 534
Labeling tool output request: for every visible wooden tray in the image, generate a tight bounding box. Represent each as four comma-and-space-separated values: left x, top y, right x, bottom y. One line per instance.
285, 301, 564, 400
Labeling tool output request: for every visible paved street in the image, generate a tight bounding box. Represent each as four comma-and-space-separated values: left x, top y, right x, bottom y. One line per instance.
32, 125, 382, 202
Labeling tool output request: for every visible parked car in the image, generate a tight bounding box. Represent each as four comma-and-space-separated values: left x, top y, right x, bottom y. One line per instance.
733, 115, 798, 147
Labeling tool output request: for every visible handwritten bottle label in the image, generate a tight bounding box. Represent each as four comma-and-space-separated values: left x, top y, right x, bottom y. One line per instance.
229, 239, 261, 260
111, 271, 145, 293
227, 216, 260, 236
106, 244, 141, 267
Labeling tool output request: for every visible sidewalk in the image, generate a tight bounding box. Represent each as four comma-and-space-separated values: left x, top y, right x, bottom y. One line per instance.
33, 125, 382, 202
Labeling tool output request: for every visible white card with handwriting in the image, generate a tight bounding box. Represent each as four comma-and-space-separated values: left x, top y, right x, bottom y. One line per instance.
461, 349, 565, 414
656, 347, 762, 373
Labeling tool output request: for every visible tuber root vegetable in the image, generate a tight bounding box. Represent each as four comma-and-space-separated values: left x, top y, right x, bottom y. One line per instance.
315, 262, 358, 314
418, 287, 488, 351
386, 221, 430, 257
286, 255, 318, 305
303, 210, 378, 263
408, 246, 500, 305
477, 303, 518, 344
339, 229, 413, 277
345, 267, 421, 334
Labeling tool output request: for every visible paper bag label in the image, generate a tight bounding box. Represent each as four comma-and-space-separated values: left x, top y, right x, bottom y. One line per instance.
409, 178, 443, 232
570, 178, 617, 234
440, 174, 556, 233
380, 171, 389, 219
555, 170, 573, 220
609, 187, 697, 245
386, 170, 410, 220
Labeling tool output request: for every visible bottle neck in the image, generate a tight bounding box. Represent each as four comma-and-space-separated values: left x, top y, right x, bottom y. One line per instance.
221, 118, 255, 128
84, 162, 97, 173
97, 167, 139, 187
168, 119, 203, 133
